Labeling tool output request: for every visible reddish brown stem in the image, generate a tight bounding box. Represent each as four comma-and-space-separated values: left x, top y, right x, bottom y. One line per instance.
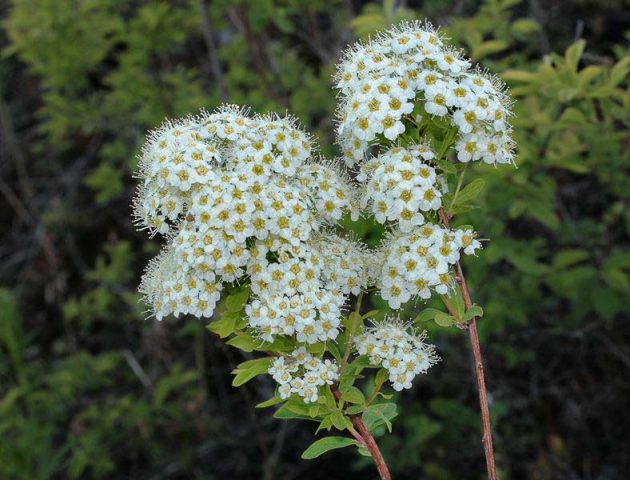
466, 310, 498, 480
332, 388, 392, 480
353, 416, 392, 480
439, 209, 498, 480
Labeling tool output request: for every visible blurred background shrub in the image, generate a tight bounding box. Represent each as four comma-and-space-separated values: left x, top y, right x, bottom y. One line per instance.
0, 0, 628, 478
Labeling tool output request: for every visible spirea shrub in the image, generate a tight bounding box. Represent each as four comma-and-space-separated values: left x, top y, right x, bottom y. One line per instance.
133, 21, 513, 479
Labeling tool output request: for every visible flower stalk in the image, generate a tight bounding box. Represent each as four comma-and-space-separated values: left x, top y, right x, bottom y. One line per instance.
439, 208, 498, 480
332, 387, 392, 480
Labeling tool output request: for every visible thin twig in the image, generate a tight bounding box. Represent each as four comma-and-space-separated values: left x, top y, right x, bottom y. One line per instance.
364, 378, 385, 407
332, 387, 392, 480
439, 208, 498, 480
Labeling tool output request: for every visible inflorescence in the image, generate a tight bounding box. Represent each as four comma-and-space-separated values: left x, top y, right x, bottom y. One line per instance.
356, 317, 439, 391
134, 21, 514, 403
334, 21, 514, 166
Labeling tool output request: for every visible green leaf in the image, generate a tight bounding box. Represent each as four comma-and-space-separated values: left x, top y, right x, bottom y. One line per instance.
316, 414, 334, 433
472, 40, 508, 60
255, 396, 284, 409
226, 331, 294, 353
346, 404, 365, 415
341, 386, 366, 405
357, 446, 372, 457
591, 285, 621, 320
225, 332, 258, 352
609, 55, 630, 87
414, 308, 443, 323
603, 252, 630, 270
225, 287, 250, 313
461, 305, 483, 323
206, 311, 240, 338
362, 402, 398, 433
306, 342, 326, 355
553, 250, 589, 269
444, 287, 465, 320
502, 69, 537, 83
511, 18, 539, 35
330, 412, 348, 431
84, 163, 124, 204
565, 40, 585, 72
231, 357, 272, 387
301, 436, 358, 460
602, 268, 630, 292
436, 158, 457, 174
451, 178, 486, 210
327, 342, 342, 361
361, 309, 379, 320
274, 402, 315, 421
434, 312, 456, 327
375, 368, 389, 386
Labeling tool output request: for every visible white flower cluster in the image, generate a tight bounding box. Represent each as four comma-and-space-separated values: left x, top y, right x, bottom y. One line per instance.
246, 241, 343, 344
310, 232, 369, 295
268, 348, 339, 402
334, 21, 514, 166
355, 317, 439, 391
245, 234, 369, 344
357, 144, 446, 232
377, 223, 481, 309
134, 106, 361, 321
139, 247, 223, 320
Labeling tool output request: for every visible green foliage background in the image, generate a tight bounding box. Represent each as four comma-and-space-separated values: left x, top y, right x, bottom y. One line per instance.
1, 0, 628, 478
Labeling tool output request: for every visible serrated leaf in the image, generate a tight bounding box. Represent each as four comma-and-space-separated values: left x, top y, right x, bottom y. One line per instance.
301, 436, 357, 460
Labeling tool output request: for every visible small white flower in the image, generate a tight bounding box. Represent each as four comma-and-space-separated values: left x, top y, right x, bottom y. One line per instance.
355, 316, 439, 391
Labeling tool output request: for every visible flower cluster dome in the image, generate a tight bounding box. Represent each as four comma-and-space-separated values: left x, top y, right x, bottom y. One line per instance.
376, 223, 481, 309
334, 21, 514, 166
356, 317, 439, 391
268, 348, 339, 403
357, 144, 446, 232
134, 106, 365, 324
